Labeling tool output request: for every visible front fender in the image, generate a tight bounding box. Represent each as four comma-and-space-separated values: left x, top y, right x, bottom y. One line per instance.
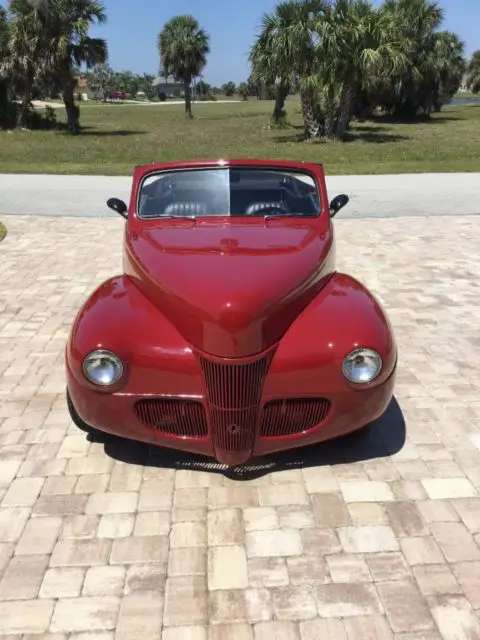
264, 272, 397, 397
66, 275, 204, 396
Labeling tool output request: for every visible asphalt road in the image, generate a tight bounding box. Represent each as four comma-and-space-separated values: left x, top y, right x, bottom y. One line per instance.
1, 172, 480, 219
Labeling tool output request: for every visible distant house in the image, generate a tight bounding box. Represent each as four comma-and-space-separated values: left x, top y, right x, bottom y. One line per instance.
458, 73, 469, 93
152, 74, 189, 98
73, 74, 93, 100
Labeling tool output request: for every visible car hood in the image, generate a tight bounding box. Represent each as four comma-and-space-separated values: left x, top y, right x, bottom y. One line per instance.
125, 219, 334, 357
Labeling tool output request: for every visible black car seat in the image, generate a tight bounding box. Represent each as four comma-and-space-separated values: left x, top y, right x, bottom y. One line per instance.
245, 200, 289, 215
163, 201, 208, 216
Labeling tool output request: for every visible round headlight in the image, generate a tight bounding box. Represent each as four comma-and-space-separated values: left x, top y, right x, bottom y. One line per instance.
342, 348, 382, 384
82, 350, 124, 386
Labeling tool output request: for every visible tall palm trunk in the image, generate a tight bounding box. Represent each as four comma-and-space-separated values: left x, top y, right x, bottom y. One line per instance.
324, 86, 337, 139
0, 80, 10, 128
61, 62, 80, 133
20, 92, 31, 126
63, 81, 79, 133
19, 69, 35, 127
335, 84, 356, 139
184, 79, 193, 118
300, 90, 322, 139
271, 81, 290, 123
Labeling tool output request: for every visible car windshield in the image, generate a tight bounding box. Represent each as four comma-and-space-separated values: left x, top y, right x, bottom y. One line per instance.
138, 167, 321, 219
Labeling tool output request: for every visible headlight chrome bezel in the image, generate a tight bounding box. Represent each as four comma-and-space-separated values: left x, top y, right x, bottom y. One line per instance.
342, 347, 382, 385
82, 349, 124, 387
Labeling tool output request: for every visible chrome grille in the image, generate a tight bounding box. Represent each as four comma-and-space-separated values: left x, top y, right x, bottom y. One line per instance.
199, 354, 272, 454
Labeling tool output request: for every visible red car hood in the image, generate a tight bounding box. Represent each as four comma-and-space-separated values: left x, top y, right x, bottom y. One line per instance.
125, 219, 334, 358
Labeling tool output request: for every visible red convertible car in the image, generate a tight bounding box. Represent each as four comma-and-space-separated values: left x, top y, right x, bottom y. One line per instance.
66, 159, 397, 466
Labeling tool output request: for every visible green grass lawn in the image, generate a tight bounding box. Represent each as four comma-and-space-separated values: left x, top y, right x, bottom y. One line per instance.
454, 91, 479, 99
1, 98, 480, 175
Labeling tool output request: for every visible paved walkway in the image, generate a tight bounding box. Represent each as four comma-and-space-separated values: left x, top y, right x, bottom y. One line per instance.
31, 99, 242, 109
0, 214, 480, 637
1, 172, 480, 219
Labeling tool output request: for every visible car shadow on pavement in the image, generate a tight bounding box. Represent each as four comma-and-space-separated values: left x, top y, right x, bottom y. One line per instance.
100, 396, 406, 481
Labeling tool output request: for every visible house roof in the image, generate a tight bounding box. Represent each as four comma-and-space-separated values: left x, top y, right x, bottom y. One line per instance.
152, 75, 181, 87
74, 75, 88, 88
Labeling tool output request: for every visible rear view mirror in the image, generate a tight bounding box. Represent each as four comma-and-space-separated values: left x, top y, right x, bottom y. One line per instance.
329, 194, 349, 218
107, 197, 128, 219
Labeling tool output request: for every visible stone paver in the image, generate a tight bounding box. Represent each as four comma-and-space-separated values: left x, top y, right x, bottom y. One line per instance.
0, 214, 480, 638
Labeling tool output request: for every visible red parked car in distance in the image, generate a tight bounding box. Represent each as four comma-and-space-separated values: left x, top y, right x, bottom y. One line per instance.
66, 159, 397, 466
107, 91, 125, 101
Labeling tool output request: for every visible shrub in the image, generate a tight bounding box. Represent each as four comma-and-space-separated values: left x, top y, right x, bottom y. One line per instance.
199, 92, 217, 101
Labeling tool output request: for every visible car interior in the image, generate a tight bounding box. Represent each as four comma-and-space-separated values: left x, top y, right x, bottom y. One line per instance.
139, 170, 321, 218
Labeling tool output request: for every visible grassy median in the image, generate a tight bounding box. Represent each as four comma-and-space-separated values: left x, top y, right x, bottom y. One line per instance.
1, 99, 479, 175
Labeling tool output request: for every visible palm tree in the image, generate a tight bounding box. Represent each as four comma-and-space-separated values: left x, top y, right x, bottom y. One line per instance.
249, 0, 328, 138
316, 0, 408, 138
0, 6, 11, 127
237, 82, 249, 100
2, 0, 45, 124
430, 31, 466, 110
249, 4, 297, 125
467, 51, 480, 94
379, 0, 449, 118
351, 0, 466, 120
26, 0, 108, 132
88, 61, 114, 100
158, 15, 210, 119
0, 8, 7, 54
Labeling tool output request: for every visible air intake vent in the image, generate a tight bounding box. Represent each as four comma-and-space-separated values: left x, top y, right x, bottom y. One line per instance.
135, 398, 208, 438
260, 398, 331, 437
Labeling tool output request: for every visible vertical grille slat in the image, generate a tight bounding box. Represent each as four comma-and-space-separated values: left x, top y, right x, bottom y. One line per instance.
199, 354, 272, 456
260, 398, 331, 437
135, 398, 207, 438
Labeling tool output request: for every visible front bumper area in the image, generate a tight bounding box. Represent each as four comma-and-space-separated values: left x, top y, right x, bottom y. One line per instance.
67, 360, 396, 466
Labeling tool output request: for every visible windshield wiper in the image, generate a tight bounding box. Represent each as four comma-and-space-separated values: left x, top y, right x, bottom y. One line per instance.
156, 214, 196, 220
264, 213, 311, 220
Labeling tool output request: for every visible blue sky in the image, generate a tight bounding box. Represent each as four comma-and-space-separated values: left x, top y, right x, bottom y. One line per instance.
2, 0, 479, 84
91, 0, 479, 84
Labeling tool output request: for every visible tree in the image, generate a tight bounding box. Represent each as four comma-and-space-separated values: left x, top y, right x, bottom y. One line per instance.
158, 15, 210, 118
138, 73, 156, 100
1, 0, 45, 124
0, 6, 11, 127
375, 0, 466, 118
88, 61, 114, 100
116, 70, 140, 98
467, 51, 480, 94
315, 0, 408, 139
430, 31, 466, 110
249, 0, 328, 138
247, 73, 261, 99
196, 79, 211, 97
249, 0, 465, 140
237, 82, 249, 100
0, 8, 8, 59
221, 81, 236, 96
249, 2, 300, 123
21, 0, 108, 132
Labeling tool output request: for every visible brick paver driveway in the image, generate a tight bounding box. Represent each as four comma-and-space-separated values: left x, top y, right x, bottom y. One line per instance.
1, 214, 480, 639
